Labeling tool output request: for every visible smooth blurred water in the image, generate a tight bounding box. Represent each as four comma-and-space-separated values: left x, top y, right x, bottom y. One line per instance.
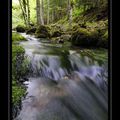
14, 33, 108, 120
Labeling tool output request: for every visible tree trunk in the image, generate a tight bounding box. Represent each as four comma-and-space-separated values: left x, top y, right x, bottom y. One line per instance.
51, 10, 54, 23
36, 0, 41, 25
18, 0, 27, 26
27, 0, 30, 26
47, 0, 50, 24
40, 0, 44, 25
23, 0, 26, 13
68, 0, 72, 27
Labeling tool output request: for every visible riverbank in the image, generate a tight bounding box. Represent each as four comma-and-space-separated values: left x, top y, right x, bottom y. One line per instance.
12, 32, 30, 119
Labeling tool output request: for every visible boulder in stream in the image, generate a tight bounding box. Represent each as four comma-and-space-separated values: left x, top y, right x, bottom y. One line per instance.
35, 25, 51, 38
52, 31, 62, 37
71, 28, 99, 47
26, 27, 36, 34
16, 25, 26, 33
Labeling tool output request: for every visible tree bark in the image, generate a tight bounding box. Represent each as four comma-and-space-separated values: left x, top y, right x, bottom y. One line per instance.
68, 0, 72, 27
36, 0, 41, 25
40, 0, 44, 25
26, 0, 30, 26
47, 0, 50, 24
18, 0, 27, 26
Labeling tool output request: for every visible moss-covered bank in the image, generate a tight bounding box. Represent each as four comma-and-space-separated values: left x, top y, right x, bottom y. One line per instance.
12, 32, 27, 42
71, 20, 108, 48
12, 32, 28, 106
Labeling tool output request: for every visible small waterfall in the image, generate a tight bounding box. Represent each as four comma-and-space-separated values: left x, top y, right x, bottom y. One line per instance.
14, 33, 108, 120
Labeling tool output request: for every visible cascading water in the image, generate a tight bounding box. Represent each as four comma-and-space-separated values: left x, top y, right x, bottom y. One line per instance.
14, 33, 108, 120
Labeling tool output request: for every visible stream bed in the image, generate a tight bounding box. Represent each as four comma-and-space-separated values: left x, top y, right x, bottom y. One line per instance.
14, 33, 108, 120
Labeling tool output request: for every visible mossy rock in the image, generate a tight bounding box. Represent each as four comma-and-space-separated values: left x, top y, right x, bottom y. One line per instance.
12, 45, 25, 77
35, 25, 51, 38
26, 27, 36, 34
78, 22, 87, 28
12, 79, 25, 105
50, 23, 65, 34
72, 25, 80, 31
12, 32, 26, 42
12, 44, 29, 82
52, 31, 62, 37
98, 30, 108, 48
71, 28, 99, 47
16, 25, 26, 32
60, 34, 71, 41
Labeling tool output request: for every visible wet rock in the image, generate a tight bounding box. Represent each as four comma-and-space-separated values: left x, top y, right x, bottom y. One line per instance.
35, 25, 51, 38
58, 39, 64, 44
29, 22, 34, 27
16, 25, 26, 33
61, 34, 71, 41
71, 28, 99, 47
79, 22, 87, 28
52, 31, 62, 37
97, 30, 108, 48
26, 27, 36, 34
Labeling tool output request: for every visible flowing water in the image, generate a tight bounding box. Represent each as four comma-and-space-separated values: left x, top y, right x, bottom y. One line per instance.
14, 33, 108, 120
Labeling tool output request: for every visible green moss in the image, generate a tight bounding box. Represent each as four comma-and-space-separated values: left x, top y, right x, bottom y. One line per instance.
102, 30, 108, 40
52, 31, 62, 37
71, 19, 108, 48
26, 27, 36, 34
12, 44, 25, 52
12, 79, 26, 105
71, 27, 99, 47
35, 25, 51, 38
12, 45, 29, 106
16, 25, 27, 32
12, 32, 26, 42
79, 49, 108, 65
12, 44, 29, 79
98, 30, 108, 48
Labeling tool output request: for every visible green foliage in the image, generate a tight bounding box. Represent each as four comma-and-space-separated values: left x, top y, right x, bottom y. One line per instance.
12, 0, 108, 27
12, 1, 25, 28
12, 32, 26, 42
12, 0, 36, 28
72, 8, 83, 17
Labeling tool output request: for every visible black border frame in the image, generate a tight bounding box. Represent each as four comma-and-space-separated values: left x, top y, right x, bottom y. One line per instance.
9, 0, 12, 119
